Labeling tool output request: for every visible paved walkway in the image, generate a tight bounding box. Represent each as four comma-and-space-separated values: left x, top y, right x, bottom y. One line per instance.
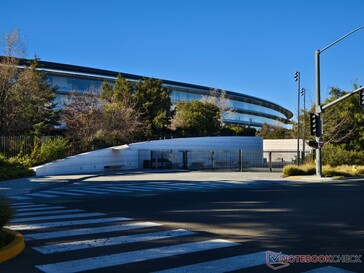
0, 170, 342, 198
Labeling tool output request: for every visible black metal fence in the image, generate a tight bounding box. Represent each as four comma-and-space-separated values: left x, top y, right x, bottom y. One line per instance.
143, 149, 313, 172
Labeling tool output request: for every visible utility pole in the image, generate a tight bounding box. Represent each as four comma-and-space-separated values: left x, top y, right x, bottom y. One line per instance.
315, 25, 364, 177
301, 87, 306, 163
294, 71, 300, 165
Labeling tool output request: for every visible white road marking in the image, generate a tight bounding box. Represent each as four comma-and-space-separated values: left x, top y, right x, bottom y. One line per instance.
8, 216, 131, 230
15, 206, 66, 212
12, 204, 48, 209
11, 212, 105, 223
102, 186, 132, 192
11, 202, 35, 206
42, 190, 85, 196
63, 188, 113, 195
153, 251, 267, 273
9, 196, 32, 200
33, 229, 195, 254
36, 239, 239, 273
14, 209, 84, 217
26, 193, 61, 198
26, 221, 162, 240
303, 266, 356, 273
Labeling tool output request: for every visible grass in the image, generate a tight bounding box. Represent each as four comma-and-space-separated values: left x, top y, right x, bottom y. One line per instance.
283, 164, 364, 177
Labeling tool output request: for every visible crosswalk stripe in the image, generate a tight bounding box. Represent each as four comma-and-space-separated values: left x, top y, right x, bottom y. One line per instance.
41, 190, 85, 196
33, 229, 195, 254
15, 209, 84, 217
11, 202, 34, 206
303, 266, 356, 273
26, 193, 61, 198
87, 187, 132, 193
121, 185, 155, 191
12, 204, 48, 209
36, 239, 239, 273
152, 251, 267, 273
15, 206, 66, 212
11, 212, 105, 223
8, 216, 131, 230
104, 186, 132, 192
26, 221, 162, 240
9, 196, 32, 200
63, 188, 113, 195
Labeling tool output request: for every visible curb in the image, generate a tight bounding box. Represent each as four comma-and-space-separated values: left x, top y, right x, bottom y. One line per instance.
0, 229, 25, 263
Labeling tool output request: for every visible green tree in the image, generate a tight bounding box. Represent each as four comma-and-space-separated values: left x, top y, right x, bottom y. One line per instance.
102, 75, 171, 140
134, 78, 171, 139
256, 123, 294, 139
220, 124, 256, 136
0, 31, 59, 136
321, 87, 364, 150
171, 100, 221, 137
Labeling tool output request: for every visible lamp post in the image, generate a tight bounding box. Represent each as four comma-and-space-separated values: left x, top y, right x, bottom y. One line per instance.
315, 25, 364, 177
301, 87, 306, 163
294, 71, 300, 165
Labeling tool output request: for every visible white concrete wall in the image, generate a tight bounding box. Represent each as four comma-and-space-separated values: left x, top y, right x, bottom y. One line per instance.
34, 136, 263, 176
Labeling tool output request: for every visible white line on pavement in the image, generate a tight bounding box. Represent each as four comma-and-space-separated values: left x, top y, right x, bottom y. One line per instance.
36, 239, 239, 273
33, 229, 195, 254
15, 206, 66, 212
7, 216, 131, 230
152, 251, 267, 273
14, 209, 84, 217
11, 212, 105, 223
303, 266, 356, 273
26, 221, 162, 240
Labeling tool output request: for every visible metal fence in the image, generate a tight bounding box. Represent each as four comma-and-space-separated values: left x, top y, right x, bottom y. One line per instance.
142, 149, 313, 172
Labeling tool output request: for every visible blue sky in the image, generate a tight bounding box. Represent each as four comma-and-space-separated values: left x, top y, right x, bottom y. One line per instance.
1, 0, 363, 120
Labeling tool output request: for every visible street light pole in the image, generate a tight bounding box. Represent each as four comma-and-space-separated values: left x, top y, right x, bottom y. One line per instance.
294, 71, 300, 165
315, 25, 364, 177
301, 87, 306, 163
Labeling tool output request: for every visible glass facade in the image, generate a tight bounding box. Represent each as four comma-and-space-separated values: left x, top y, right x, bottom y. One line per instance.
43, 66, 292, 128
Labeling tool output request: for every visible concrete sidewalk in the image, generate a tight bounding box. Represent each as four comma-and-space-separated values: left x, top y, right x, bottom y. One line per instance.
0, 170, 345, 198
0, 174, 93, 197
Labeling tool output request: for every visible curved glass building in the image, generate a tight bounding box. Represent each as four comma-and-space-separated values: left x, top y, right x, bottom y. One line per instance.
36, 60, 292, 127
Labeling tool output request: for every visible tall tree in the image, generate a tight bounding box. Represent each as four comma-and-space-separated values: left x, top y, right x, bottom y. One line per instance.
256, 123, 294, 139
134, 78, 172, 139
171, 100, 221, 137
0, 31, 59, 136
320, 86, 364, 150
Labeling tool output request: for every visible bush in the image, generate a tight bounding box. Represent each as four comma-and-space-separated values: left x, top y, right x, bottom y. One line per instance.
322, 144, 364, 166
283, 163, 364, 177
31, 137, 71, 165
282, 164, 316, 177
0, 197, 13, 229
0, 197, 15, 249
0, 154, 35, 181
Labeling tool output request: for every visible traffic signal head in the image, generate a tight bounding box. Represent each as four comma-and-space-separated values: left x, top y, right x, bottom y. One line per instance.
360, 89, 364, 107
310, 113, 318, 136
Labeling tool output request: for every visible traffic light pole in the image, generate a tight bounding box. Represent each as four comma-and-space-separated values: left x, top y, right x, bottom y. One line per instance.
315, 50, 323, 177
314, 25, 364, 177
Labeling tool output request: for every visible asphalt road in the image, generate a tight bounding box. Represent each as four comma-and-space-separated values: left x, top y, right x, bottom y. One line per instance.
2, 173, 364, 273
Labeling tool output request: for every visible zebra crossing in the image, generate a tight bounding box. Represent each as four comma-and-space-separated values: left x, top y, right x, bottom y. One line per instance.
5, 202, 356, 273
9, 181, 251, 201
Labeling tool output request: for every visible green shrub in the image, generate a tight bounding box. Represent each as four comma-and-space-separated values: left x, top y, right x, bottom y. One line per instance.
322, 144, 364, 166
30, 137, 70, 166
0, 197, 15, 249
0, 153, 35, 181
282, 165, 306, 176
0, 197, 13, 229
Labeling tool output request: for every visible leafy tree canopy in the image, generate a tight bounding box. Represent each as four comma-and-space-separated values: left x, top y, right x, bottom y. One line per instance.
171, 100, 221, 137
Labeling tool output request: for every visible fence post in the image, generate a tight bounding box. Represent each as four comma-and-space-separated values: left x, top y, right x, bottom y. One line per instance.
239, 149, 243, 172
268, 151, 272, 172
